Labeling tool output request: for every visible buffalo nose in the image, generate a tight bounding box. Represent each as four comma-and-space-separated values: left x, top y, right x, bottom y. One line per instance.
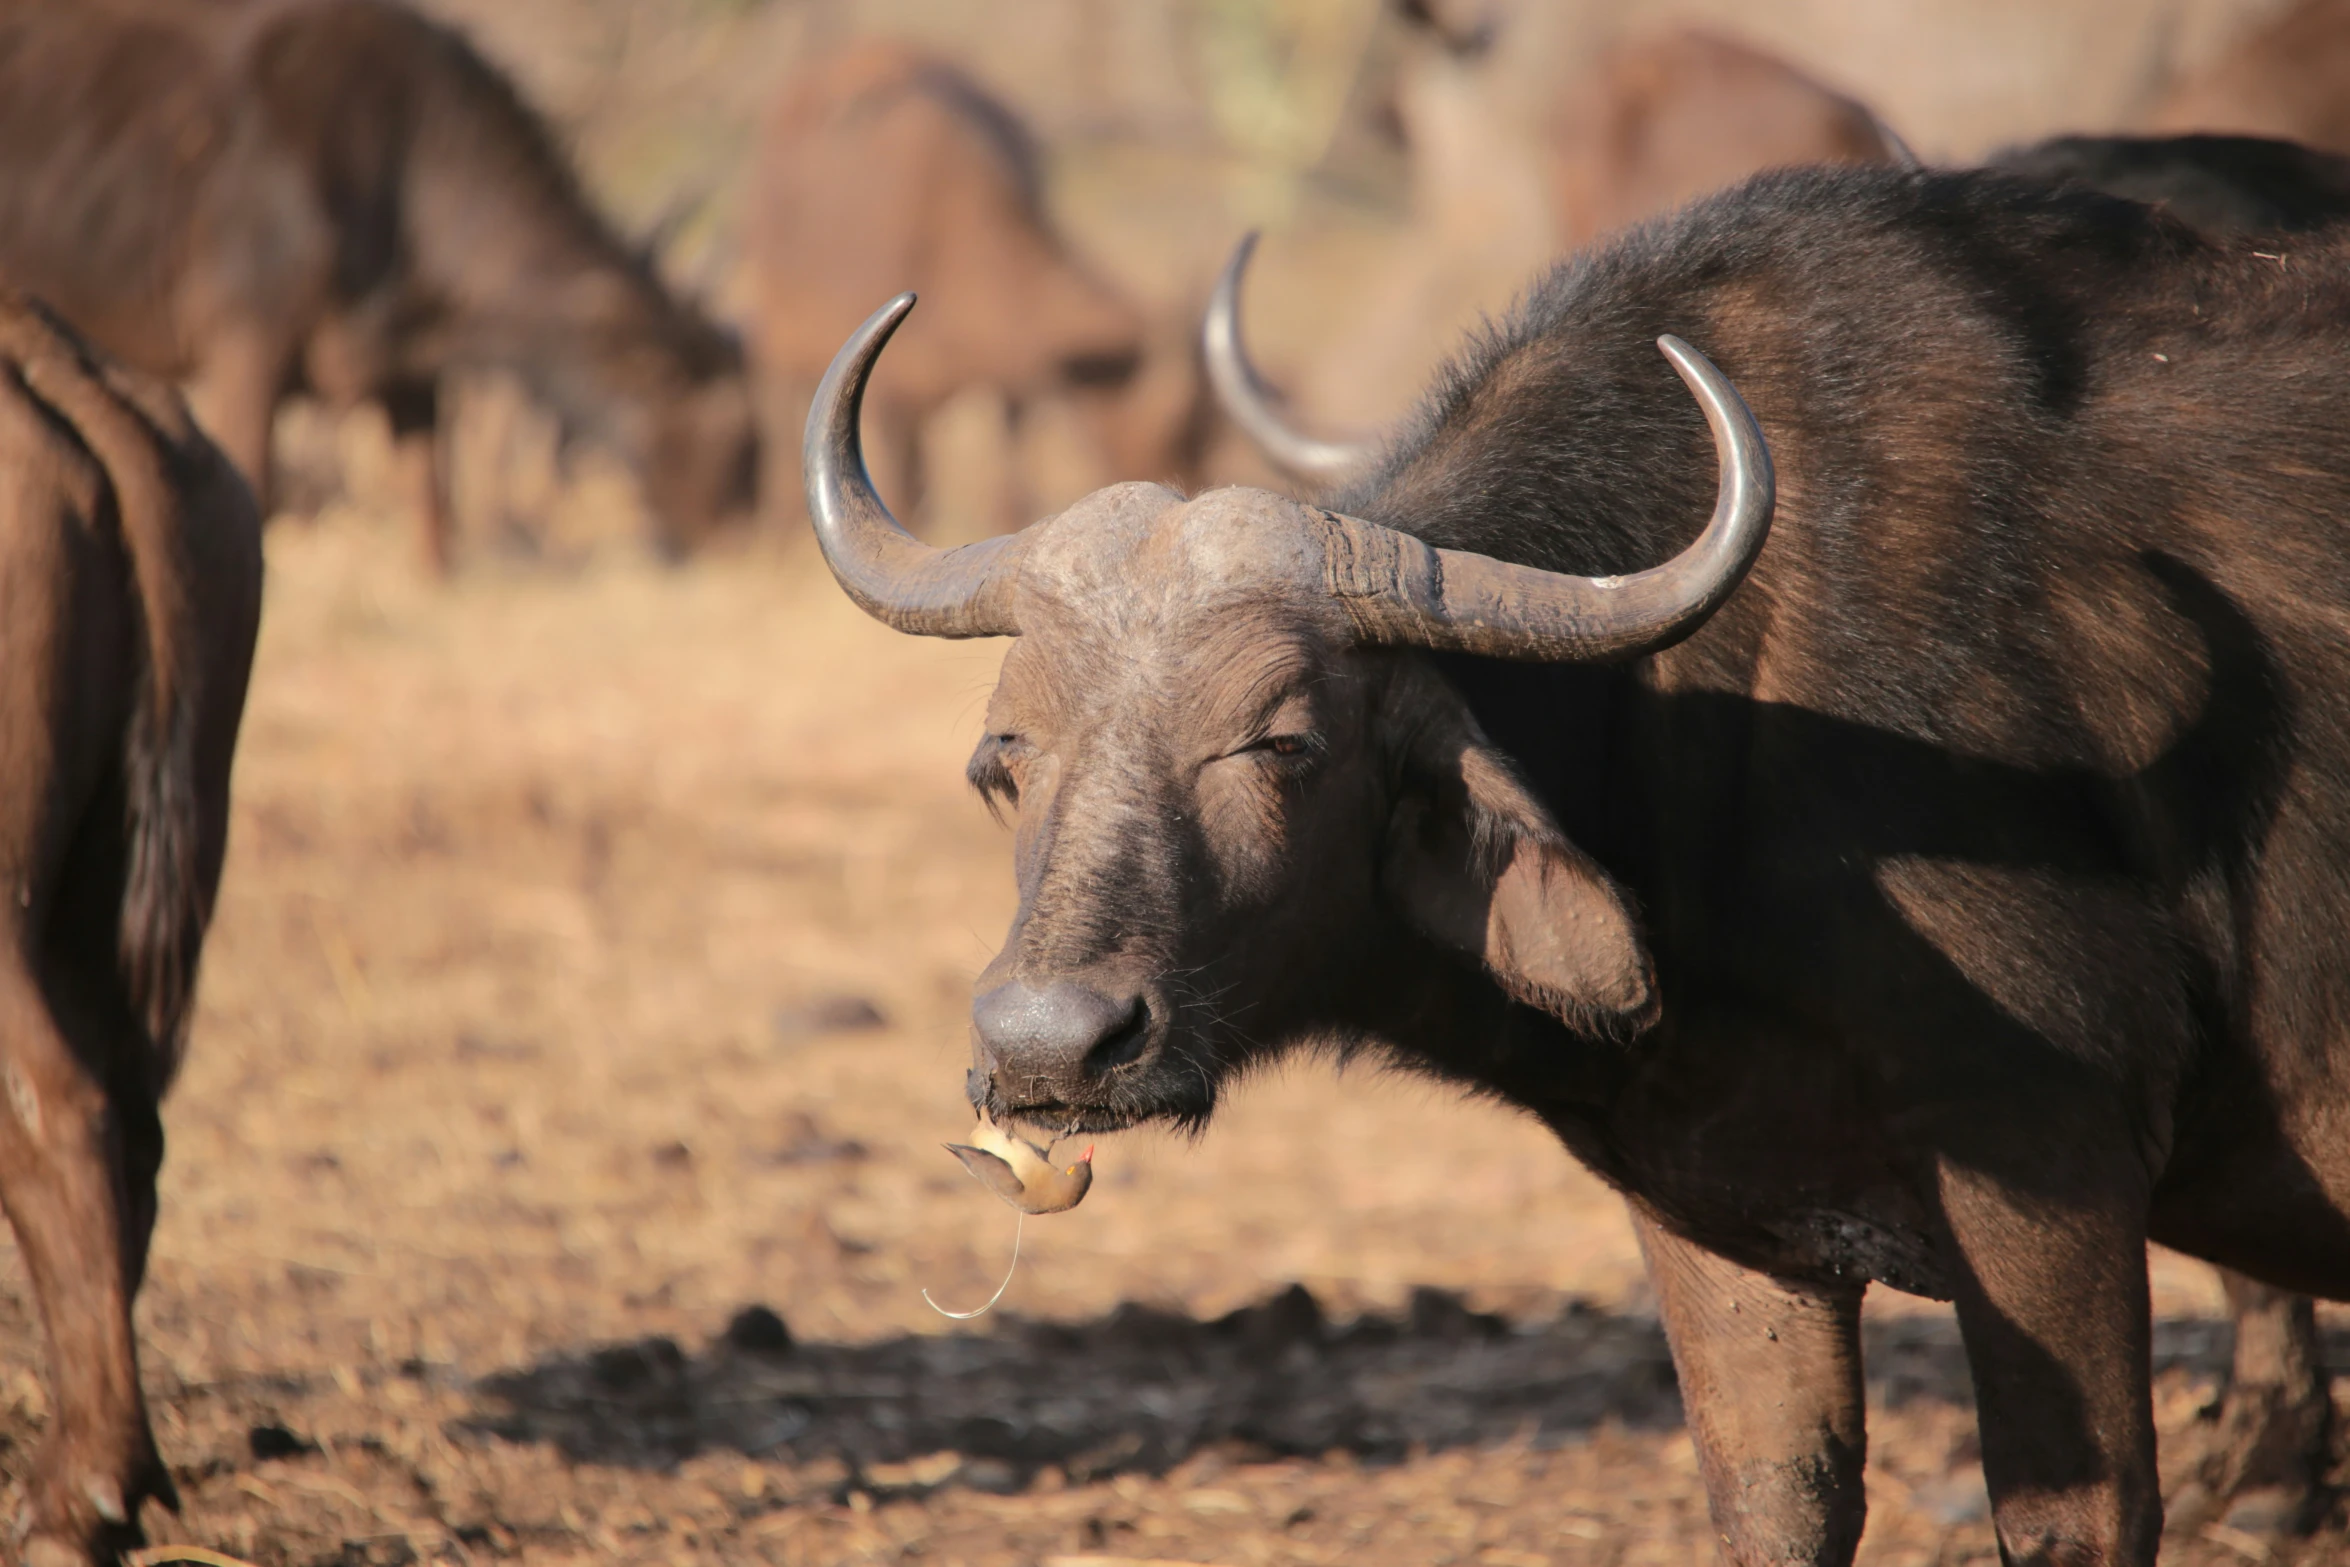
972, 981, 1151, 1094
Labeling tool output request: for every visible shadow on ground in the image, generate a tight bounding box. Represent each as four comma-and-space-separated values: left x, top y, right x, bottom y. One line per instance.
464, 1286, 2322, 1488
468, 1287, 1680, 1482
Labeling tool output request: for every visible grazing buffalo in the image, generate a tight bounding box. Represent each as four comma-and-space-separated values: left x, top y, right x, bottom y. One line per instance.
0, 292, 261, 1565
0, 0, 757, 569
807, 165, 2350, 1565
747, 40, 1210, 528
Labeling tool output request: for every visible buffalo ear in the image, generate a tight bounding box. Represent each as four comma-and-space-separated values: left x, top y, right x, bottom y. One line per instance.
1382, 686, 1658, 1034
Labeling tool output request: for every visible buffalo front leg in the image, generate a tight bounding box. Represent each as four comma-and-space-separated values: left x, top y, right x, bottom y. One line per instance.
0, 956, 174, 1566
1933, 1149, 2161, 1566
383, 380, 452, 576
1635, 1208, 1868, 1566
2166, 1270, 2329, 1538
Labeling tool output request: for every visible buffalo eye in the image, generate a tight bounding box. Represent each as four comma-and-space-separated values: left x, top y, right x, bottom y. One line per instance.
1238, 730, 1325, 768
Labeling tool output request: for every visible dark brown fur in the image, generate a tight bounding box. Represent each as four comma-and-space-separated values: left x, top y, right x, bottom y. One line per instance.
1983, 130, 2350, 1540
0, 290, 261, 1565
933, 168, 2350, 1564
0, 0, 756, 569
1994, 133, 2350, 236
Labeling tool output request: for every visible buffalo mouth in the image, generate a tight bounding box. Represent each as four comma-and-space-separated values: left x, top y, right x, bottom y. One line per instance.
963, 1071, 1203, 1139
1006, 1102, 1148, 1137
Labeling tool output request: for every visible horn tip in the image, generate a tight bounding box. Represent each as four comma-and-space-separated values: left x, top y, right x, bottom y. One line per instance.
1221, 232, 1262, 281
1654, 334, 1707, 376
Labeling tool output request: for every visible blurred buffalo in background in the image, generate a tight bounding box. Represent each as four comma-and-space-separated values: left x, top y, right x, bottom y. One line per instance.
0, 0, 759, 571
1541, 25, 1913, 244
1276, 10, 1912, 464
2152, 0, 2350, 156
747, 40, 1216, 536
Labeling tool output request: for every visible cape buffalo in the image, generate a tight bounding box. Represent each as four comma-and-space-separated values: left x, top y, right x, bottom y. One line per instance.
1219, 127, 2350, 1543
0, 0, 758, 570
747, 40, 1211, 530
0, 292, 261, 1565
807, 166, 2350, 1564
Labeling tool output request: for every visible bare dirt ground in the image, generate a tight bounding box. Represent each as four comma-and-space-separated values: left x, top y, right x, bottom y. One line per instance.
7, 2, 2350, 1563
0, 515, 2338, 1567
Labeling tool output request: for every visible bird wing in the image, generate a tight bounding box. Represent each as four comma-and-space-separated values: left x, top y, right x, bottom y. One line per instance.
944, 1142, 1030, 1203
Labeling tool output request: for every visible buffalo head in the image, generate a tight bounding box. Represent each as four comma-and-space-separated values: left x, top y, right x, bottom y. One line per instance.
803, 287, 1772, 1133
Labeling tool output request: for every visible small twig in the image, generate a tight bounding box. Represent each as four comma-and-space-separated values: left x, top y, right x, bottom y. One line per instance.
128, 1548, 265, 1567
921, 1211, 1023, 1320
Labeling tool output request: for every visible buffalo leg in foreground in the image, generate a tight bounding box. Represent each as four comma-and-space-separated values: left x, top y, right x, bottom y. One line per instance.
0, 955, 173, 1566
0, 297, 261, 1564
1637, 1212, 1868, 1566
1933, 1133, 2161, 1566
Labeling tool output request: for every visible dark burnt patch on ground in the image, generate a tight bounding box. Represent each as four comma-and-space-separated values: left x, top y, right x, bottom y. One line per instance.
6, 1279, 2350, 1564
462, 1286, 1683, 1479
458, 1285, 2345, 1487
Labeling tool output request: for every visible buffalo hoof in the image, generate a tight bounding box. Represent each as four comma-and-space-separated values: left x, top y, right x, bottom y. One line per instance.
12, 1439, 179, 1567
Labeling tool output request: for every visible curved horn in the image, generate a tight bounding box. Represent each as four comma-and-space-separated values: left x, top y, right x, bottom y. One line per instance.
1870, 111, 1923, 171
803, 294, 1027, 637
1322, 335, 1773, 661
1203, 233, 1384, 488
